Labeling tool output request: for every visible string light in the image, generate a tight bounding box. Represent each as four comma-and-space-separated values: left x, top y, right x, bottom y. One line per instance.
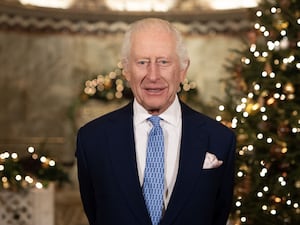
0, 146, 68, 191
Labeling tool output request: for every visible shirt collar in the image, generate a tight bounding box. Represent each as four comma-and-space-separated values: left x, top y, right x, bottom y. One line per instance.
133, 95, 181, 127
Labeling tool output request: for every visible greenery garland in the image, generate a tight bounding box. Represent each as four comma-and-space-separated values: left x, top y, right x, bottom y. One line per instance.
0, 146, 69, 191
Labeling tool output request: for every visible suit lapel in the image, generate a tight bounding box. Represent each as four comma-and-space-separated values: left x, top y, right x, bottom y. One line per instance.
107, 103, 151, 225
162, 104, 208, 224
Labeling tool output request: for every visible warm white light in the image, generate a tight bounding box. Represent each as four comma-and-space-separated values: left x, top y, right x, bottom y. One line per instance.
256, 10, 262, 17
19, 0, 74, 8
11, 153, 18, 159
257, 133, 263, 139
49, 160, 56, 166
105, 0, 176, 11
241, 217, 247, 223
216, 115, 222, 121
28, 146, 35, 153
210, 0, 259, 10
35, 182, 44, 189
25, 176, 34, 183
15, 175, 22, 181
237, 171, 244, 177
40, 156, 47, 163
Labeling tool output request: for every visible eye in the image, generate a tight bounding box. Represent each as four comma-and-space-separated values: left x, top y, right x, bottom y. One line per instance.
157, 59, 170, 66
137, 59, 149, 65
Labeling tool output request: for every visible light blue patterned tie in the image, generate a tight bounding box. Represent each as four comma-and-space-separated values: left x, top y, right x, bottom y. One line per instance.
143, 116, 164, 225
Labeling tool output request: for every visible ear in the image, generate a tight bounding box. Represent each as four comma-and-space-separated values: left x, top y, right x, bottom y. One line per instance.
122, 60, 131, 81
180, 59, 190, 82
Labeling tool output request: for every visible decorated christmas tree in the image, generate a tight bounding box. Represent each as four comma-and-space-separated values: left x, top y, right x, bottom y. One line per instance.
216, 0, 300, 224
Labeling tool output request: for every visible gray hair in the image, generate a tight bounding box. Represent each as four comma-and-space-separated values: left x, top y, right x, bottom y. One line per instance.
120, 18, 189, 69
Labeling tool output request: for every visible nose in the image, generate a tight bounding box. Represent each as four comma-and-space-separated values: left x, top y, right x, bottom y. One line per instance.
147, 62, 160, 81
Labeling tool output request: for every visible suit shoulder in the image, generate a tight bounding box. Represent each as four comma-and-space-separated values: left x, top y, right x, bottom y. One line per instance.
79, 102, 132, 133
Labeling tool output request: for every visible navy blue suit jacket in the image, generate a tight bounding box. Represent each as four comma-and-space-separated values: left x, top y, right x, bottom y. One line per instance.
76, 101, 236, 225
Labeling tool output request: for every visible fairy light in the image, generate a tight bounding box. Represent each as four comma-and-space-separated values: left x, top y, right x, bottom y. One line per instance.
49, 160, 56, 167
256, 10, 262, 17
263, 186, 269, 192
35, 182, 43, 189
11, 153, 18, 159
269, 72, 275, 78
236, 200, 242, 207
266, 137, 272, 143
257, 133, 264, 139
40, 156, 47, 163
248, 92, 254, 98
254, 22, 260, 29
0, 152, 10, 159
28, 146, 35, 153
231, 117, 238, 128
257, 192, 263, 197
237, 171, 244, 177
241, 216, 247, 223
15, 175, 22, 181
263, 31, 270, 37
262, 52, 268, 58
1, 146, 67, 191
260, 168, 268, 177
270, 7, 277, 14
260, 26, 266, 32
254, 84, 260, 91
216, 115, 222, 121
262, 71, 268, 77
254, 51, 260, 57
243, 112, 249, 118
250, 44, 256, 52
280, 30, 287, 36
274, 93, 280, 99
260, 107, 266, 112
25, 176, 34, 184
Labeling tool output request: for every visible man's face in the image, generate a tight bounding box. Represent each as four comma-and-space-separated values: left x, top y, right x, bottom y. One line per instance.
123, 27, 188, 115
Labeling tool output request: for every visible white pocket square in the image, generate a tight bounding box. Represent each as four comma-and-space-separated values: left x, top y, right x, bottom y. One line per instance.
203, 152, 223, 169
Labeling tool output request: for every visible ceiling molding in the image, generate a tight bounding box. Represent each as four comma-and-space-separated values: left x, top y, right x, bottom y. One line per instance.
0, 2, 252, 34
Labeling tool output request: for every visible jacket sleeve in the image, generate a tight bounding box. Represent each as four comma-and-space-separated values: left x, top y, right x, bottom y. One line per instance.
75, 128, 96, 225
212, 131, 236, 225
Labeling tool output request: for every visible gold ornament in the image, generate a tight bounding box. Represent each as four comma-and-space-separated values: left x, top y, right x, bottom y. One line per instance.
284, 82, 295, 94
274, 20, 289, 31
295, 180, 300, 188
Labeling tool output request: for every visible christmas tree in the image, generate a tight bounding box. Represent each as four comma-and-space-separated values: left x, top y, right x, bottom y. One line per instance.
216, 0, 300, 224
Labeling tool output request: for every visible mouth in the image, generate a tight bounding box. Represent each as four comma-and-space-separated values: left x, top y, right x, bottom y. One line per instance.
144, 87, 166, 95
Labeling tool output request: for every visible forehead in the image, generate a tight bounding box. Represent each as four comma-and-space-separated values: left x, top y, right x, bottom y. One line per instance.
130, 27, 177, 57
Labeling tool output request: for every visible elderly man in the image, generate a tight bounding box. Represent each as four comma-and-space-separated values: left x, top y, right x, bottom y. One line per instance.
76, 18, 236, 225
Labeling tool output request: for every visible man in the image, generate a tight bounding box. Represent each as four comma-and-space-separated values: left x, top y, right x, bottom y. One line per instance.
76, 18, 236, 225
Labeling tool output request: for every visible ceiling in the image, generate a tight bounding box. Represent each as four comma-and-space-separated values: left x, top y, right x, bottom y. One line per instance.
16, 0, 259, 11
0, 0, 257, 34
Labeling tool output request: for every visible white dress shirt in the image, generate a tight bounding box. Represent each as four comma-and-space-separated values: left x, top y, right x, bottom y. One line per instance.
133, 96, 182, 207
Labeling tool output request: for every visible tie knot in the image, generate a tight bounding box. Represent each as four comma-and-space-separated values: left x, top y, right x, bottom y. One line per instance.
148, 116, 161, 127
